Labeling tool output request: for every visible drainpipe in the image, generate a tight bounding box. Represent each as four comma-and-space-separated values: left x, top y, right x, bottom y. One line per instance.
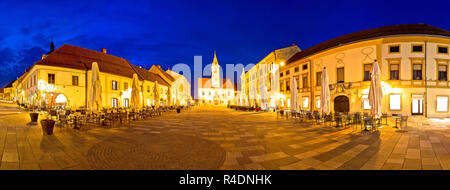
424, 40, 428, 118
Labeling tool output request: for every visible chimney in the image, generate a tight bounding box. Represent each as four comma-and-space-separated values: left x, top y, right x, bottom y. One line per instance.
292, 43, 297, 46
101, 48, 107, 54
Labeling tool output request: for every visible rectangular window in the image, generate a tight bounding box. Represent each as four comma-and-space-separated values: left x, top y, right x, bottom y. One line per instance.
124, 82, 129, 90
436, 96, 449, 112
123, 98, 129, 108
72, 76, 78, 86
112, 98, 118, 108
390, 64, 399, 80
389, 45, 400, 53
363, 64, 372, 81
412, 45, 423, 52
302, 75, 308, 88
112, 81, 118, 90
412, 64, 422, 80
337, 67, 344, 83
438, 46, 448, 54
302, 97, 309, 108
389, 94, 401, 110
280, 73, 283, 77
286, 70, 290, 75
316, 72, 322, 86
294, 67, 299, 72
48, 74, 55, 84
316, 97, 320, 109
286, 79, 290, 91
295, 77, 300, 89
362, 94, 371, 110
438, 65, 448, 81
302, 64, 308, 70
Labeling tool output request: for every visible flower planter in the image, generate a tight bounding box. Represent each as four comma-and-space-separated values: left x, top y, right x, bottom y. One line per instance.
40, 119, 55, 135
280, 110, 284, 115
176, 108, 181, 114
29, 112, 39, 122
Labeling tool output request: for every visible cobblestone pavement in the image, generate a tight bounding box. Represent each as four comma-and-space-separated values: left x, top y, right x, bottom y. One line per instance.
0, 103, 449, 170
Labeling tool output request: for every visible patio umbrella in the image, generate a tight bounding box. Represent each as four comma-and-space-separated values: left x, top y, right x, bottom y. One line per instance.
291, 77, 298, 112
369, 60, 383, 119
320, 67, 330, 114
130, 73, 141, 109
88, 62, 102, 112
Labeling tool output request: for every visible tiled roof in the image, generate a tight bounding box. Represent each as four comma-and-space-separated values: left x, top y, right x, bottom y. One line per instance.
129, 64, 170, 86
150, 65, 175, 83
287, 24, 450, 64
199, 78, 236, 89
35, 44, 136, 78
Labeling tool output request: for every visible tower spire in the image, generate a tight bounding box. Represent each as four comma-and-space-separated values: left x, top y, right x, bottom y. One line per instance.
213, 51, 218, 64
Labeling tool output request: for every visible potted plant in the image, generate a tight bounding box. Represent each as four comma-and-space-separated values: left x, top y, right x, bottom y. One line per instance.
176, 106, 181, 113
40, 108, 55, 135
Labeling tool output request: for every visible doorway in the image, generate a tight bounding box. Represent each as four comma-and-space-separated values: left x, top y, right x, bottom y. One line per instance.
334, 95, 349, 113
411, 95, 423, 115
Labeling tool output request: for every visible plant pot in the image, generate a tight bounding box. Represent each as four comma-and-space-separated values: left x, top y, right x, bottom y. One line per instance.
176, 108, 181, 113
29, 112, 39, 122
280, 110, 284, 115
40, 119, 55, 135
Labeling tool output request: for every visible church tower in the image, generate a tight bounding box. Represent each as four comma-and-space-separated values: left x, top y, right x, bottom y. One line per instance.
211, 51, 220, 88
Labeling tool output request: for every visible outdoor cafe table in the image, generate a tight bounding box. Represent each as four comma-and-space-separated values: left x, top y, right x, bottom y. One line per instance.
392, 115, 401, 128
70, 112, 82, 129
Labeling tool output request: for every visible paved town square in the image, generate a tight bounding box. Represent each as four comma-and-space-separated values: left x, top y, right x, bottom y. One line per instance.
0, 103, 449, 170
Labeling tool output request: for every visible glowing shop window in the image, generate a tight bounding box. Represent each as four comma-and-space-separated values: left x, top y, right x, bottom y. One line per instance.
147, 99, 151, 106
362, 94, 371, 110
287, 99, 290, 107
316, 99, 320, 108
389, 94, 401, 110
302, 97, 309, 108
436, 96, 448, 112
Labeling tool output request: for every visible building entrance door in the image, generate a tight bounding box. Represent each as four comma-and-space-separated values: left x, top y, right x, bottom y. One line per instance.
334, 95, 349, 113
411, 95, 423, 115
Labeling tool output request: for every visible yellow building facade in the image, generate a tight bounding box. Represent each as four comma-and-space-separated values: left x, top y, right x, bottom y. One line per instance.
278, 24, 450, 117
13, 44, 171, 109
241, 44, 300, 109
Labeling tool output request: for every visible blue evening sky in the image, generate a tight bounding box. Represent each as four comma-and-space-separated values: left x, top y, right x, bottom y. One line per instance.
0, 0, 449, 87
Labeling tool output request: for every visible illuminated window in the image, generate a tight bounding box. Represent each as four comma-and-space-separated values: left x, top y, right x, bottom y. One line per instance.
48, 74, 55, 84
72, 76, 78, 86
362, 94, 371, 110
363, 64, 372, 81
302, 97, 309, 108
123, 98, 129, 108
337, 67, 344, 83
413, 64, 422, 80
316, 96, 320, 108
389, 94, 401, 110
389, 45, 400, 53
124, 82, 128, 90
112, 81, 118, 90
390, 64, 399, 80
112, 98, 118, 108
437, 96, 448, 112
438, 65, 448, 81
